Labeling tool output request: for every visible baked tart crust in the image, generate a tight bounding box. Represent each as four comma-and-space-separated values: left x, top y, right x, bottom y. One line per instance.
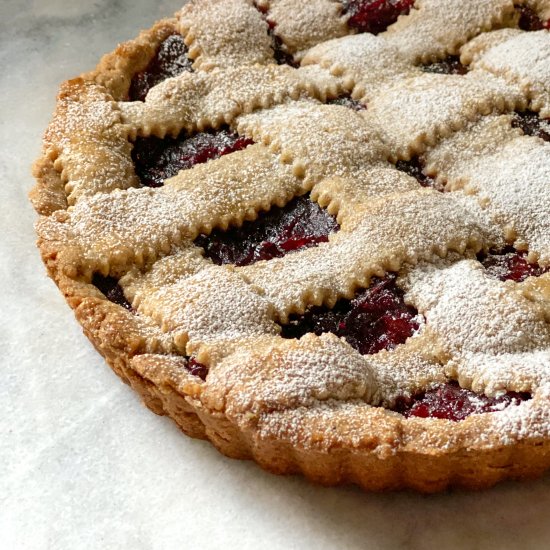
31, 0, 550, 492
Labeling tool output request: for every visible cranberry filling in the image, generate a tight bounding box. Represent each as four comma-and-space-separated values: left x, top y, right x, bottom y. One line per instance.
281, 274, 420, 354
342, 0, 415, 34
393, 381, 530, 421
511, 111, 550, 142
186, 358, 209, 380
195, 195, 339, 266
395, 158, 443, 191
132, 128, 254, 188
422, 56, 468, 75
129, 34, 193, 102
517, 5, 550, 31
327, 95, 367, 111
478, 247, 549, 282
93, 274, 133, 311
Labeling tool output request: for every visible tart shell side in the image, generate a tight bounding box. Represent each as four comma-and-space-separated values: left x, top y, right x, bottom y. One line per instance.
29, 7, 550, 493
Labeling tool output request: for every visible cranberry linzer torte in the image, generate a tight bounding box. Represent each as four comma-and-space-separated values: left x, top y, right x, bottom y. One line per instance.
30, 0, 550, 492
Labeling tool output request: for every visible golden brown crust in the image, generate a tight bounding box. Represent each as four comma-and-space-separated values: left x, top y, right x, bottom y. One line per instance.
118, 352, 550, 493
30, 155, 68, 215
382, 0, 517, 63
85, 19, 181, 100
30, 0, 550, 492
180, 0, 274, 70
265, 0, 349, 59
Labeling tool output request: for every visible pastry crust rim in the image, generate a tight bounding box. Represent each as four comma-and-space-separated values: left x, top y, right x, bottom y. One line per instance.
38, 253, 550, 493
30, 4, 550, 493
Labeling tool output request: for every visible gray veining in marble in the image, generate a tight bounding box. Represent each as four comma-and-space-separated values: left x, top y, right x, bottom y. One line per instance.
1, 1, 549, 549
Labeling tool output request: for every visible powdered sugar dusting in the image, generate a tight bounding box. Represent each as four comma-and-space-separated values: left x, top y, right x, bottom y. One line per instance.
254, 400, 402, 452
266, 0, 348, 57
493, 384, 550, 444
460, 28, 523, 66
366, 333, 447, 405
464, 139, 550, 263
44, 80, 140, 203
31, 0, 550, 477
403, 259, 550, 394
120, 246, 208, 306
423, 114, 520, 182
139, 265, 279, 351
237, 100, 385, 182
383, 0, 515, 63
59, 140, 139, 204
425, 117, 550, 264
179, 0, 273, 70
540, 118, 550, 135
302, 33, 418, 101
203, 333, 375, 416
44, 82, 119, 149
363, 71, 524, 159
470, 31, 550, 117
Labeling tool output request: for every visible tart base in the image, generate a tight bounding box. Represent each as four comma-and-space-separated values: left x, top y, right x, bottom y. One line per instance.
31, 2, 550, 492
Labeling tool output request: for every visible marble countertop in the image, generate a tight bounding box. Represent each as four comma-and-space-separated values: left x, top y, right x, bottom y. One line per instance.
1, 1, 549, 548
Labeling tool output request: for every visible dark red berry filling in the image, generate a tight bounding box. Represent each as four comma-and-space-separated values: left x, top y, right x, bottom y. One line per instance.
132, 128, 254, 188
393, 381, 530, 421
93, 274, 133, 311
517, 5, 550, 31
327, 95, 367, 111
395, 158, 443, 191
511, 111, 550, 142
422, 56, 468, 75
129, 34, 193, 102
342, 0, 415, 34
478, 247, 549, 282
281, 274, 420, 355
186, 358, 209, 380
195, 195, 339, 266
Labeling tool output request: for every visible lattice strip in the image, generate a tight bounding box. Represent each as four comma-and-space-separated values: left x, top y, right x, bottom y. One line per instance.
302, 33, 418, 101
237, 101, 385, 183
179, 0, 273, 70
45, 79, 140, 204
311, 166, 420, 228
201, 333, 376, 416
465, 30, 550, 117
120, 246, 208, 308
402, 259, 550, 394
524, 0, 550, 21
263, 0, 348, 58
424, 116, 550, 264
138, 265, 279, 351
118, 64, 325, 139
382, 0, 516, 63
36, 144, 306, 276
362, 71, 526, 160
239, 190, 502, 319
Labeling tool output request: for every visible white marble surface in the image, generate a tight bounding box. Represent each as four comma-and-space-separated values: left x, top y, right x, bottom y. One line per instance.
1, 1, 549, 548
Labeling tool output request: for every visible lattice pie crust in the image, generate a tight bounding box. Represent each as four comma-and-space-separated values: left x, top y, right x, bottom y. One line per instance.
31, 0, 550, 491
